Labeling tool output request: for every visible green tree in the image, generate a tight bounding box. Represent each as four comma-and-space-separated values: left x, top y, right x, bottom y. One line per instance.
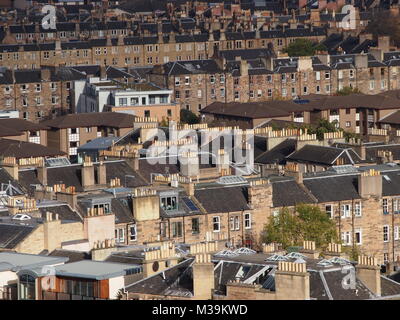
283, 39, 327, 57
366, 11, 400, 47
180, 109, 200, 124
261, 204, 338, 249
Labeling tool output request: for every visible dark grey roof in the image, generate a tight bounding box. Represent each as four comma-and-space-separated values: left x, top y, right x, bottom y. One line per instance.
303, 174, 361, 202
38, 203, 81, 222
126, 258, 194, 296
0, 223, 36, 249
272, 180, 316, 207
194, 185, 250, 213
111, 197, 135, 224
255, 139, 296, 165
287, 145, 361, 166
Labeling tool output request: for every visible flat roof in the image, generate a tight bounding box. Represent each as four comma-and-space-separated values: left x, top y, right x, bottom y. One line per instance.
0, 252, 68, 272
53, 260, 142, 280
77, 136, 119, 151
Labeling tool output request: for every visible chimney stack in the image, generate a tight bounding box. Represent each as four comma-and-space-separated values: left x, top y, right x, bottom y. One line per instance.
324, 242, 349, 260
193, 253, 214, 300
2, 157, 18, 180
300, 240, 320, 259
357, 255, 381, 297
358, 169, 382, 198
82, 157, 95, 189
216, 149, 230, 173
179, 151, 200, 177
96, 161, 107, 185
56, 187, 77, 209
275, 261, 310, 300
132, 188, 160, 221
41, 68, 51, 81
37, 164, 47, 186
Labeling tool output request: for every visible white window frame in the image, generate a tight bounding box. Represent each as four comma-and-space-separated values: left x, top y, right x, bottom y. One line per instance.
116, 228, 125, 243
213, 216, 220, 232
341, 231, 351, 245
384, 225, 390, 242
341, 204, 351, 218
244, 213, 251, 229
355, 202, 362, 217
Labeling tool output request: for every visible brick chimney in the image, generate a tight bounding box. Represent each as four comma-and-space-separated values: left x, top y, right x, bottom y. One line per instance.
378, 36, 390, 53
275, 261, 310, 300
2, 157, 18, 180
216, 149, 230, 173
193, 253, 215, 300
41, 68, 51, 81
84, 207, 115, 249
100, 65, 107, 79
354, 54, 368, 69
299, 240, 320, 259
179, 151, 199, 177
81, 157, 95, 189
358, 169, 382, 198
247, 179, 272, 211
143, 242, 179, 277
178, 176, 195, 196
44, 211, 62, 252
92, 239, 116, 261
96, 161, 107, 185
56, 186, 77, 209
324, 242, 349, 260
37, 164, 47, 186
356, 255, 381, 297
132, 187, 160, 221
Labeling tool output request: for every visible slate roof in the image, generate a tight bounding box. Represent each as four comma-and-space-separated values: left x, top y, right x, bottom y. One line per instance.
303, 174, 361, 202
0, 139, 65, 159
201, 100, 311, 119
379, 110, 400, 125
38, 203, 82, 222
255, 138, 296, 165
313, 269, 372, 300
0, 223, 36, 249
286, 145, 362, 165
18, 160, 148, 193
126, 258, 194, 296
161, 60, 223, 76
40, 112, 136, 129
126, 253, 398, 300
111, 197, 135, 224
365, 144, 400, 162
0, 118, 48, 133
194, 185, 250, 213
272, 180, 316, 207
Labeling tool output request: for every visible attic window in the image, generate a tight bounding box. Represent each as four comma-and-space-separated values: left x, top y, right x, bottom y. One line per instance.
161, 196, 178, 211
93, 203, 111, 214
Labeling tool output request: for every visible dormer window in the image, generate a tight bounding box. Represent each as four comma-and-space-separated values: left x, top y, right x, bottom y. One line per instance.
161, 196, 178, 211
93, 203, 110, 214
